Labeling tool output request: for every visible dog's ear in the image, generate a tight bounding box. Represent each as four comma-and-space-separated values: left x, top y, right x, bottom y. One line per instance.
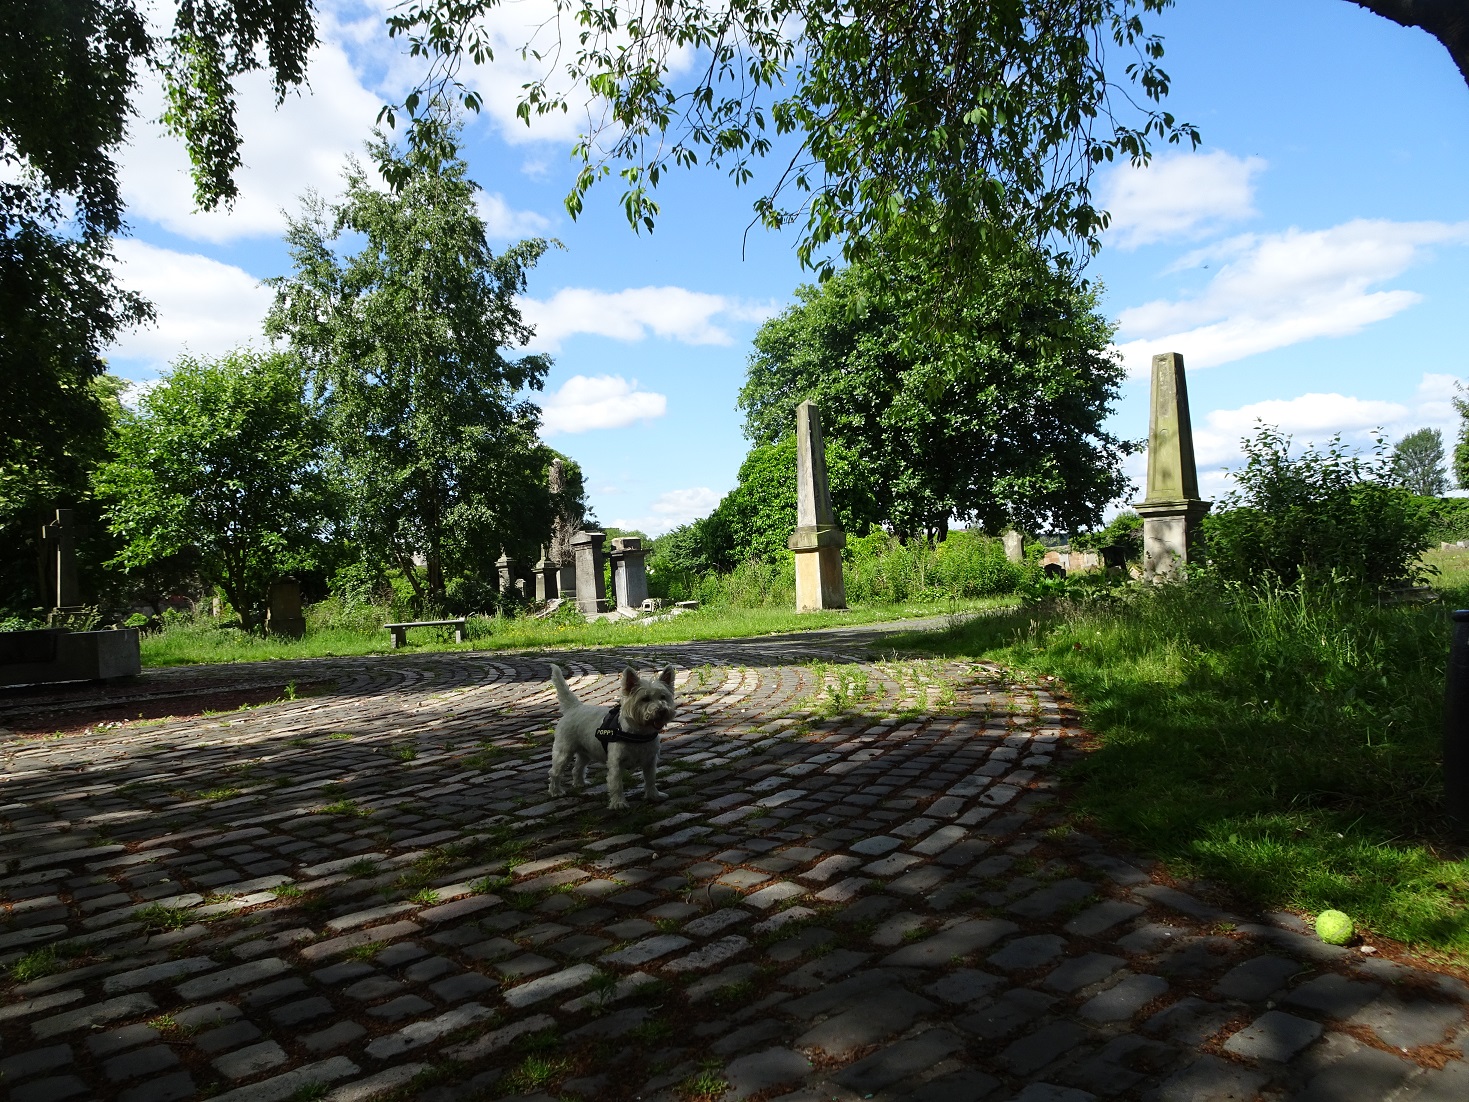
658, 664, 676, 688
621, 666, 641, 694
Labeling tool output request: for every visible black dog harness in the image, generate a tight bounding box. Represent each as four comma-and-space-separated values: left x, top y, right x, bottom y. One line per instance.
595, 705, 659, 754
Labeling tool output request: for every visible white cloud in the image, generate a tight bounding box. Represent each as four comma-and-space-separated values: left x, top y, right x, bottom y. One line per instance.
476, 193, 552, 238
118, 37, 380, 243
1183, 373, 1466, 497
105, 241, 273, 372
612, 487, 723, 536
519, 286, 780, 352
1114, 219, 1469, 376
117, 17, 549, 245
1101, 150, 1265, 249
540, 374, 667, 434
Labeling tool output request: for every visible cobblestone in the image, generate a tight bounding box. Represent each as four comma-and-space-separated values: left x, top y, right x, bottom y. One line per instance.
2, 620, 1466, 1102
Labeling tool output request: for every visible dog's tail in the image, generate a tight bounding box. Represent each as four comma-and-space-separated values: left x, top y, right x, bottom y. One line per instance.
549, 664, 580, 710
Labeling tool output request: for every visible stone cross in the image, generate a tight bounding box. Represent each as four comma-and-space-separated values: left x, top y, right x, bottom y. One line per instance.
1134, 352, 1211, 578
570, 530, 610, 614
787, 401, 847, 611
40, 507, 82, 611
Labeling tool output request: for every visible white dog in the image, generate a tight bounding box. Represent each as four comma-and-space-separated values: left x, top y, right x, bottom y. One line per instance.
548, 663, 677, 810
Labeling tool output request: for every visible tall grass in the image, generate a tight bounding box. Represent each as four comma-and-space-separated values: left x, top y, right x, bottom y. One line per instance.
659, 530, 1029, 608
896, 579, 1469, 953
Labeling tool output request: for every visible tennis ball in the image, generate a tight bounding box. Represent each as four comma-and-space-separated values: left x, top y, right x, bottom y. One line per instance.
1316, 909, 1354, 945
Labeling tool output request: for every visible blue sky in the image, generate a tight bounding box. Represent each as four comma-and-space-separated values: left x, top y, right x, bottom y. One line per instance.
104, 0, 1469, 533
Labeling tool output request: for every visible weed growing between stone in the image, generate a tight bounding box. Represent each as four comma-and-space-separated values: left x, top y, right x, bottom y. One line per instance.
895, 580, 1469, 952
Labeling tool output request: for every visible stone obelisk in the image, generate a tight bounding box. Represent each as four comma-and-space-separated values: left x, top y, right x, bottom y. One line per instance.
787, 401, 847, 611
1134, 352, 1210, 578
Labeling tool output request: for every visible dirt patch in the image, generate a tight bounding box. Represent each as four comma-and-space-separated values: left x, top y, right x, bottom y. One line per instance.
2, 680, 335, 738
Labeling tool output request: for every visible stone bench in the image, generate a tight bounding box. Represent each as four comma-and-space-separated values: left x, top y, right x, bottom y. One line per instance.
384, 619, 465, 649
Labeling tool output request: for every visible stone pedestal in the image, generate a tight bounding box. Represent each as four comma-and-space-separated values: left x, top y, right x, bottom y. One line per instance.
610, 537, 650, 610
496, 552, 517, 596
533, 547, 559, 602
1135, 352, 1211, 579
790, 526, 847, 611
266, 579, 305, 638
787, 401, 847, 611
1002, 529, 1024, 564
571, 531, 610, 613
557, 563, 577, 599
0, 628, 141, 686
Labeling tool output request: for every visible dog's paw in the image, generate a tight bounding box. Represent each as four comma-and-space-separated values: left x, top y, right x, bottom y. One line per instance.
608, 797, 630, 811
647, 789, 667, 802
547, 782, 564, 797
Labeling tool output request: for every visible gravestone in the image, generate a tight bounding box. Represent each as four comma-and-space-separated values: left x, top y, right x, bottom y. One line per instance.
39, 507, 83, 613
1134, 352, 1211, 578
787, 401, 847, 611
533, 546, 559, 602
571, 530, 611, 613
549, 458, 578, 598
496, 552, 517, 595
1002, 529, 1024, 564
610, 537, 650, 610
266, 579, 305, 638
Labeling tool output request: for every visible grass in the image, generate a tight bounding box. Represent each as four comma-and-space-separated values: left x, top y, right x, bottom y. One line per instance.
892, 567, 1469, 955
137, 598, 1013, 667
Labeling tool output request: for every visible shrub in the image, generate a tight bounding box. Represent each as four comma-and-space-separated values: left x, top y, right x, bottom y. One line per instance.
1072, 511, 1143, 560
1203, 425, 1430, 590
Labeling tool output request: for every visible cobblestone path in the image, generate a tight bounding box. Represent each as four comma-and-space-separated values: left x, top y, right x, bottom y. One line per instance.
3, 621, 1468, 1102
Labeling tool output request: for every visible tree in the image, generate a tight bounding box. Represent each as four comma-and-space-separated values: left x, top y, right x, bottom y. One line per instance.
93, 349, 329, 630
2, 2, 318, 603
1391, 427, 1449, 496
384, 0, 1469, 281
266, 131, 556, 609
739, 234, 1133, 538
702, 435, 880, 569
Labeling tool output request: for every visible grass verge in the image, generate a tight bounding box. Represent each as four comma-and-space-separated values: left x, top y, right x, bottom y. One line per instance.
139, 599, 1009, 667
891, 575, 1469, 955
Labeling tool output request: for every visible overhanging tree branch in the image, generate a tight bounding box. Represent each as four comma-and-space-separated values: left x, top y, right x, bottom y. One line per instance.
1350, 0, 1469, 86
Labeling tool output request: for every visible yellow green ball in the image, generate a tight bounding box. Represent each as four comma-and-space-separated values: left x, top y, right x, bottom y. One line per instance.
1316, 909, 1353, 945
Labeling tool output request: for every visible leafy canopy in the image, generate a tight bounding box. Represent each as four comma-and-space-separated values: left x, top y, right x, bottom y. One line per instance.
384, 0, 1196, 278
266, 131, 556, 609
740, 232, 1134, 537
93, 349, 329, 630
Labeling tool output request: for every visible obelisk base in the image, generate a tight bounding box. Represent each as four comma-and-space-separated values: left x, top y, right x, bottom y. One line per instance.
1135, 499, 1211, 580
789, 525, 847, 611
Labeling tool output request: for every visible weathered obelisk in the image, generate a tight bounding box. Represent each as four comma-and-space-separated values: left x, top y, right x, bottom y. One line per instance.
787, 401, 847, 611
1134, 352, 1210, 578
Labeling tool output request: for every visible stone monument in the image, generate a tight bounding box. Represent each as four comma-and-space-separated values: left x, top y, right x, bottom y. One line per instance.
610, 537, 650, 610
533, 546, 559, 602
787, 401, 847, 611
496, 552, 517, 596
40, 507, 84, 614
3, 504, 141, 685
1135, 352, 1210, 578
1002, 529, 1024, 564
548, 459, 578, 598
570, 530, 610, 614
266, 579, 306, 638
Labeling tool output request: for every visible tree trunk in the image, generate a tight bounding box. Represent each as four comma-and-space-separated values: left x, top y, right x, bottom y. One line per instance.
1349, 1, 1469, 86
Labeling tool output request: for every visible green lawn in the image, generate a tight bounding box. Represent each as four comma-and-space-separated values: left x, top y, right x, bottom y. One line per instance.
140, 597, 1012, 667
890, 571, 1469, 957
